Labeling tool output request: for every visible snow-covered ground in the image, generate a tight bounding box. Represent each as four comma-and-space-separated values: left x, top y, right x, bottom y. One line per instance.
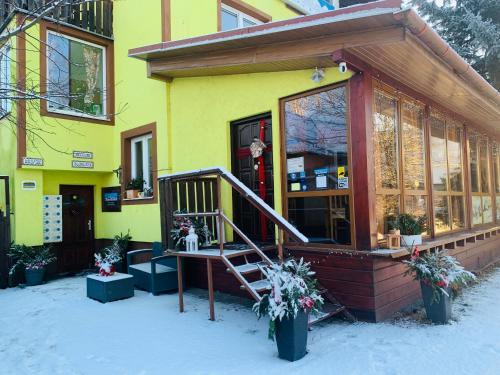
1, 269, 500, 375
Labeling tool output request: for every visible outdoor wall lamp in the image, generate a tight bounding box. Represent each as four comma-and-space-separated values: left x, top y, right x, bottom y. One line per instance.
113, 166, 122, 184
311, 67, 325, 83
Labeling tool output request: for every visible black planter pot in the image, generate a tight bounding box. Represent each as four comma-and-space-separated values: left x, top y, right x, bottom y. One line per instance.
275, 310, 309, 362
420, 281, 452, 324
25, 268, 45, 286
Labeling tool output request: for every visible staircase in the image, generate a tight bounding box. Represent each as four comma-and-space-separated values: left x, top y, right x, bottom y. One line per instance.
159, 167, 354, 325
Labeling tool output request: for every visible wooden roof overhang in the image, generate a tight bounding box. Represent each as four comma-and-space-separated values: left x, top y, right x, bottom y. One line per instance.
129, 0, 500, 133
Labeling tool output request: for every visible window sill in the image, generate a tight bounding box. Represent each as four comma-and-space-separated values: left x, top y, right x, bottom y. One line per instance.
121, 196, 157, 205
40, 106, 114, 126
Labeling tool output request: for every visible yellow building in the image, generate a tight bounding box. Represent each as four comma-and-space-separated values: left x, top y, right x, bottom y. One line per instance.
1, 0, 500, 321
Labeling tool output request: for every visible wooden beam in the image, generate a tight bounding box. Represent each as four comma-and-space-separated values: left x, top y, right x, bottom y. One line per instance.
149, 27, 405, 76
349, 71, 378, 249
207, 258, 215, 321
161, 0, 171, 42
177, 256, 184, 313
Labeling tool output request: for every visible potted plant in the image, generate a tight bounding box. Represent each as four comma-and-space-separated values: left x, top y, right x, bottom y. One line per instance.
404, 247, 476, 324
8, 244, 56, 286
94, 243, 122, 277
388, 213, 427, 247
113, 230, 132, 272
253, 258, 323, 362
170, 211, 212, 249
125, 177, 144, 199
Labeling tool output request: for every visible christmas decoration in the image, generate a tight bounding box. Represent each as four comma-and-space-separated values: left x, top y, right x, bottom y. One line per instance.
94, 242, 121, 277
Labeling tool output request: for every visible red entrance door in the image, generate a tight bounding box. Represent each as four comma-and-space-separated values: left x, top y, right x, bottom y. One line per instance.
58, 185, 94, 273
231, 114, 275, 243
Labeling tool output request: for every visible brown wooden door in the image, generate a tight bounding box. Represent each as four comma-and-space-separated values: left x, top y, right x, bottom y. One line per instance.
231, 114, 275, 243
58, 185, 94, 273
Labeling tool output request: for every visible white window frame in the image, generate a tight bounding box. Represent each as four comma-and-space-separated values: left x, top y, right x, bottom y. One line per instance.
131, 133, 153, 191
46, 30, 107, 120
220, 3, 262, 31
0, 43, 11, 117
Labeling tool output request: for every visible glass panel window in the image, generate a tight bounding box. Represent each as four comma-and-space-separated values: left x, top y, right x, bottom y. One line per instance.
0, 44, 11, 116
430, 114, 465, 233
401, 101, 425, 190
284, 87, 348, 192
496, 196, 500, 221
472, 196, 482, 225
404, 195, 427, 217
220, 4, 261, 31
373, 92, 399, 190
288, 196, 351, 245
450, 196, 465, 230
131, 134, 153, 193
284, 85, 350, 245
434, 196, 450, 233
469, 131, 493, 226
430, 116, 447, 192
47, 31, 105, 118
376, 195, 400, 240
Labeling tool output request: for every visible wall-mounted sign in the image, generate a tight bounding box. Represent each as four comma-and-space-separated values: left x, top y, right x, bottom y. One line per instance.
338, 177, 349, 189
72, 160, 94, 169
43, 195, 62, 243
287, 157, 305, 174
22, 157, 43, 166
101, 186, 121, 212
21, 180, 37, 191
73, 151, 93, 159
314, 168, 328, 190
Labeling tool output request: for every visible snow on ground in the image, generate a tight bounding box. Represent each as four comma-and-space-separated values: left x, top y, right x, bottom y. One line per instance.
1, 269, 500, 375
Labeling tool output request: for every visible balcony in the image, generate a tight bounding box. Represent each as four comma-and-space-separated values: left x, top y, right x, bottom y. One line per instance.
0, 0, 113, 38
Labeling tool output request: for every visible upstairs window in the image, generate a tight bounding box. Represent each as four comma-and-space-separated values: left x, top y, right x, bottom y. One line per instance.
0, 44, 11, 116
221, 3, 262, 31
46, 31, 106, 118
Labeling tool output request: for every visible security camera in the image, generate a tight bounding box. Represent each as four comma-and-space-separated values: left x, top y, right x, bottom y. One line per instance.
338, 61, 348, 74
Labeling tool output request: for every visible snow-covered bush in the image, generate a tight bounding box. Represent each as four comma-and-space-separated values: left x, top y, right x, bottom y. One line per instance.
404, 247, 476, 303
253, 258, 323, 339
94, 242, 122, 276
8, 244, 56, 275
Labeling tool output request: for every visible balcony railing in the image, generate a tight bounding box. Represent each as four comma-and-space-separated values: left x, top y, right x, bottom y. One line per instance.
0, 0, 113, 38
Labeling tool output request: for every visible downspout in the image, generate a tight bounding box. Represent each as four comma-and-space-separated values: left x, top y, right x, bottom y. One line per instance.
394, 8, 500, 107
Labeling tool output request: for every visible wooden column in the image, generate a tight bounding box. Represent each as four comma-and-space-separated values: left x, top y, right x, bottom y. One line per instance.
349, 71, 377, 250
177, 256, 184, 313
207, 258, 215, 321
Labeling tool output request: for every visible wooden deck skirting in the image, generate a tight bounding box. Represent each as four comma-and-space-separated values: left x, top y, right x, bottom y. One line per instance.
182, 225, 500, 322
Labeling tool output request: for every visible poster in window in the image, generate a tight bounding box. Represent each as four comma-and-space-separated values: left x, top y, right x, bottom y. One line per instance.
102, 186, 122, 212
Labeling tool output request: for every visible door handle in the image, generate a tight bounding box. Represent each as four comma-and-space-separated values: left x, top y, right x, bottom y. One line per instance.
88, 219, 92, 231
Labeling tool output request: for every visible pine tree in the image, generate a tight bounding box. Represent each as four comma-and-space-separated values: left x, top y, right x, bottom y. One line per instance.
411, 0, 500, 90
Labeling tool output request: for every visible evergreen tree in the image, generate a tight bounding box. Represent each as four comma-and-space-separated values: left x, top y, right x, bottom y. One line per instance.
411, 0, 500, 90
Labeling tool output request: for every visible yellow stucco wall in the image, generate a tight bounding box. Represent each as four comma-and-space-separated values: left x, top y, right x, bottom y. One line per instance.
169, 68, 352, 222
3, 0, 342, 247
170, 0, 298, 40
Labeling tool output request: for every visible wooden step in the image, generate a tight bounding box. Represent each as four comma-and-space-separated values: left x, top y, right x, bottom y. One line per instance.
241, 279, 271, 293
227, 263, 261, 275
308, 302, 346, 326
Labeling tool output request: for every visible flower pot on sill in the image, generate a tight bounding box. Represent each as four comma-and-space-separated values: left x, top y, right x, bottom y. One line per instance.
275, 310, 309, 362
401, 234, 422, 247
126, 190, 139, 199
420, 282, 452, 324
25, 268, 45, 286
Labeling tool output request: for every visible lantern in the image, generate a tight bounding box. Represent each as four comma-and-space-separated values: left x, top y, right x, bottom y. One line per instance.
203, 224, 211, 247
186, 226, 199, 252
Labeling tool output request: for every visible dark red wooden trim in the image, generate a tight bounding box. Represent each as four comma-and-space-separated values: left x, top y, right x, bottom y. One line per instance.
349, 71, 377, 250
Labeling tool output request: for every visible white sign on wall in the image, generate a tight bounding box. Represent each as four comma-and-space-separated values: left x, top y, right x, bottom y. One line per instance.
43, 195, 63, 243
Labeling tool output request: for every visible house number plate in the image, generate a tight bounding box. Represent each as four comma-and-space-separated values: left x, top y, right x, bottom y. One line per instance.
72, 160, 94, 169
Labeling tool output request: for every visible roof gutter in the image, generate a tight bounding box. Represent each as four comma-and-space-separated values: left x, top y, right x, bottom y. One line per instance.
394, 8, 500, 107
